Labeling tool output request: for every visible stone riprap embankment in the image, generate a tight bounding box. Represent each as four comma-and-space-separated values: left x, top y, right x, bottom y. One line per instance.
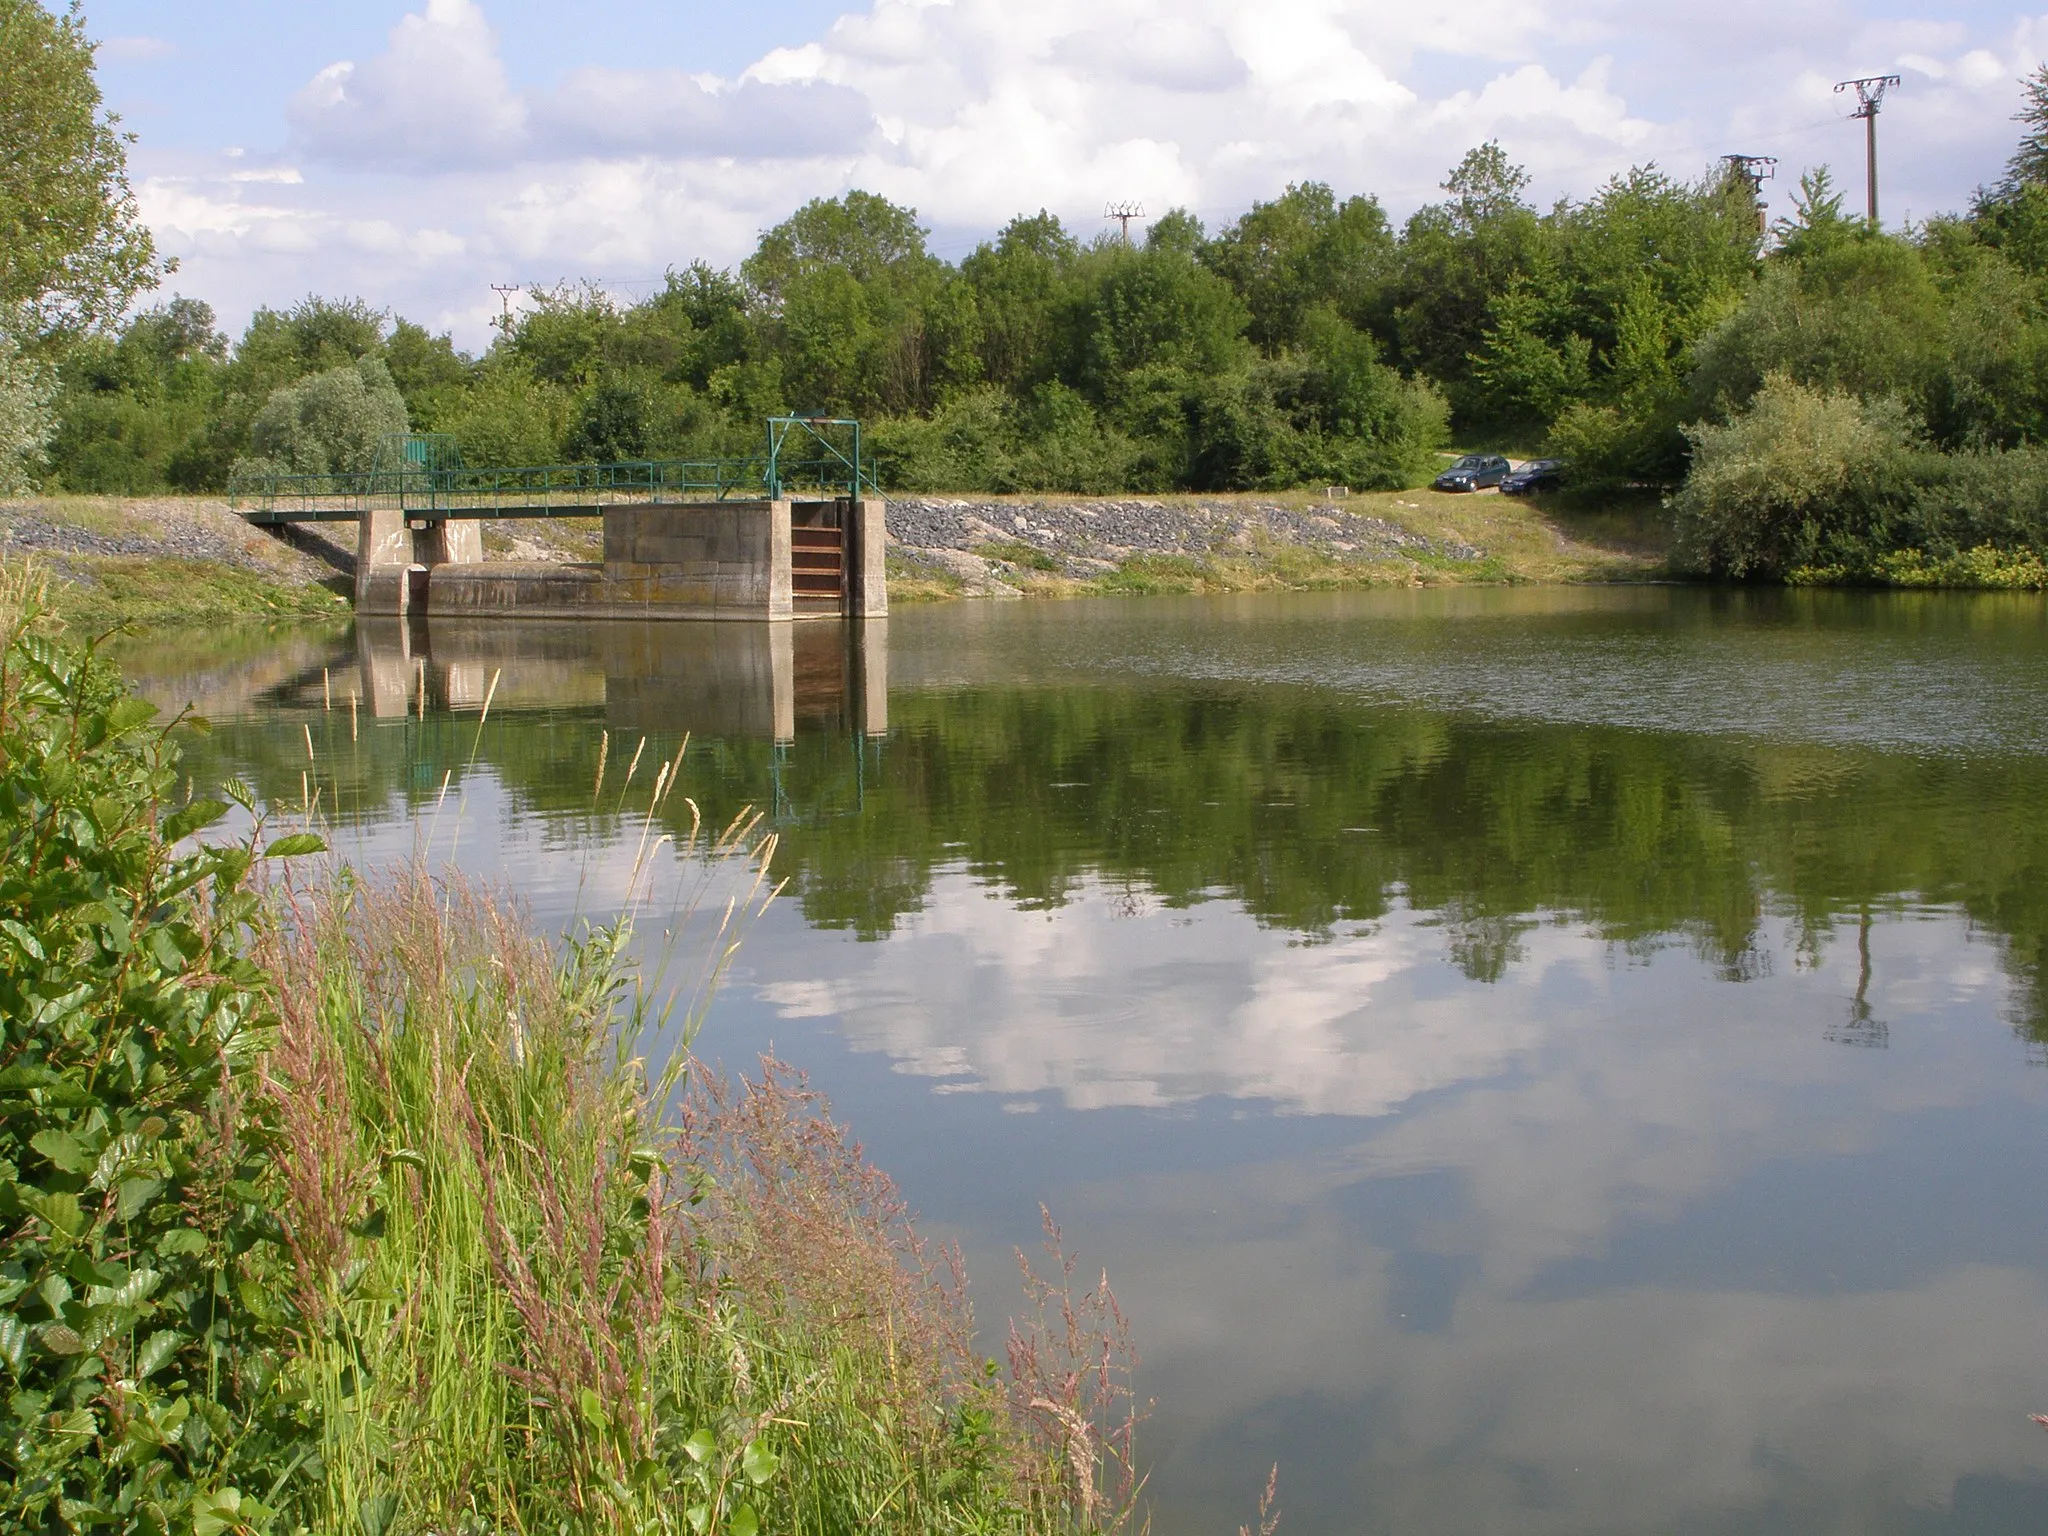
884, 496, 1484, 590
0, 499, 343, 585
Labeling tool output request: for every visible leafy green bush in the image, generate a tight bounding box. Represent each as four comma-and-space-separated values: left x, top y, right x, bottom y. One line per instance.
1668, 375, 1918, 577
0, 567, 321, 1532
440, 366, 571, 471
232, 357, 408, 481
871, 385, 1140, 494
0, 322, 54, 494
1671, 374, 2048, 579
564, 380, 651, 463
1887, 444, 2048, 557
1548, 398, 1685, 495
1684, 237, 1945, 427
42, 391, 213, 495
1789, 543, 2048, 589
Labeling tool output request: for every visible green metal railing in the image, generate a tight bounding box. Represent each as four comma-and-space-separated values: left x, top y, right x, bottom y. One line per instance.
230, 417, 881, 524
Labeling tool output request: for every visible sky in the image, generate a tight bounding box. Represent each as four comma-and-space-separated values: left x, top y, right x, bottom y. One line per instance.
76, 0, 2048, 349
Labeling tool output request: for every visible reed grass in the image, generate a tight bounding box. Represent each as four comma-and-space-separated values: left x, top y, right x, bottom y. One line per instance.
253, 847, 1143, 1535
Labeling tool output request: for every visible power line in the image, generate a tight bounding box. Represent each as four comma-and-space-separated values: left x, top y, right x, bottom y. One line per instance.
1835, 74, 1902, 227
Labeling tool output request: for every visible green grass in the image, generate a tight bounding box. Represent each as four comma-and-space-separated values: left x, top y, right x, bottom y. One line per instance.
1788, 543, 2048, 590
973, 540, 1061, 573
44, 555, 351, 631
885, 552, 969, 602
257, 837, 1140, 1535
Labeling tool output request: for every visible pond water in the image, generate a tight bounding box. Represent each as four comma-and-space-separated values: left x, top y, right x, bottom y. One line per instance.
127, 586, 2048, 1536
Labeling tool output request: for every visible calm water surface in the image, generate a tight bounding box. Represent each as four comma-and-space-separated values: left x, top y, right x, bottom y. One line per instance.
128, 587, 2048, 1536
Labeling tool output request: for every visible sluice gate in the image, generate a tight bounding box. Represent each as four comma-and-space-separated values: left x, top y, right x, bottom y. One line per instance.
231, 417, 886, 623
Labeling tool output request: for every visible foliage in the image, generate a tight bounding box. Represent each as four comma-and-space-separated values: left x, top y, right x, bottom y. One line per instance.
1685, 236, 1944, 424
439, 364, 572, 471
44, 300, 226, 493
0, 0, 163, 335
1668, 374, 1917, 577
233, 358, 409, 481
2001, 62, 2048, 196
565, 381, 651, 464
0, 319, 55, 494
1788, 542, 2048, 590
0, 566, 322, 1533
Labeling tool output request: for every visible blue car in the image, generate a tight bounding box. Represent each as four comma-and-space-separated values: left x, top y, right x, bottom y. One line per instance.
1500, 458, 1563, 495
1432, 453, 1510, 492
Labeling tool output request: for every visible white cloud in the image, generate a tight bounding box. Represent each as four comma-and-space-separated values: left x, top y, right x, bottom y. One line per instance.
287, 0, 526, 169
536, 70, 873, 160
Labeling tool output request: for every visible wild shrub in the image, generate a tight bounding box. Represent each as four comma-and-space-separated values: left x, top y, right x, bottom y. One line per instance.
1668, 374, 1918, 577
565, 381, 651, 463
440, 364, 572, 470
0, 320, 54, 494
0, 565, 322, 1533
232, 356, 408, 481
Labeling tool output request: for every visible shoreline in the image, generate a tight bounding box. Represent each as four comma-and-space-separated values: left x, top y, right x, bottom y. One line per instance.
6, 490, 2043, 634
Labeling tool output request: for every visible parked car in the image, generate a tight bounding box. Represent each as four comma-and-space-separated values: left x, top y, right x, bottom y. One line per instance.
1500, 458, 1563, 495
1432, 453, 1510, 492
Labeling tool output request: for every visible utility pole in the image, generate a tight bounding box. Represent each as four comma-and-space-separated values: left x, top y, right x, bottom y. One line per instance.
490, 283, 522, 338
1721, 153, 1777, 238
1834, 75, 1902, 228
1103, 201, 1144, 246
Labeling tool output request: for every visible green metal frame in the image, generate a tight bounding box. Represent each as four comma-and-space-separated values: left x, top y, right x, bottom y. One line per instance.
230, 420, 880, 524
764, 416, 879, 501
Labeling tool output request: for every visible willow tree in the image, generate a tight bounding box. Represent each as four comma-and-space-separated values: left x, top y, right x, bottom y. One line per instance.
0, 0, 163, 337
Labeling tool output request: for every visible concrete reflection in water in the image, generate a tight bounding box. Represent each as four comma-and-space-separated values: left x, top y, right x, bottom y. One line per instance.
350, 616, 888, 740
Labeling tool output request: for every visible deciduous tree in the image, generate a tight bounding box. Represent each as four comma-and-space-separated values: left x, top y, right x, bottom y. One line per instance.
0, 0, 163, 334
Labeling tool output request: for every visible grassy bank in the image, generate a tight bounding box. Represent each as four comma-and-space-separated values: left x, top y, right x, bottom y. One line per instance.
1, 495, 351, 630
0, 563, 1144, 1535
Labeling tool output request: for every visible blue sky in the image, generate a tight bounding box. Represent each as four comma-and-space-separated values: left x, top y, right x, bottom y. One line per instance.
88, 3, 853, 147
75, 1, 2048, 348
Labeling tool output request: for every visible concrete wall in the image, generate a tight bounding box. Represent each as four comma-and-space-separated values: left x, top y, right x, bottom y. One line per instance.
603, 500, 792, 619
356, 506, 412, 614
849, 497, 888, 618
426, 562, 605, 617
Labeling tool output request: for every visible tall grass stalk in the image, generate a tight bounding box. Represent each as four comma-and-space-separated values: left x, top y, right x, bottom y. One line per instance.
3, 551, 1151, 1532
254, 844, 1139, 1534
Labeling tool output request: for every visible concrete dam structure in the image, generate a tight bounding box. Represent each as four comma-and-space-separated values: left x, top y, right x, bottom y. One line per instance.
234, 418, 887, 624
355, 494, 888, 623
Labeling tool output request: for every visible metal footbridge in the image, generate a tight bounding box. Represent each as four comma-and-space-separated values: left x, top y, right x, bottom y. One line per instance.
229, 415, 880, 524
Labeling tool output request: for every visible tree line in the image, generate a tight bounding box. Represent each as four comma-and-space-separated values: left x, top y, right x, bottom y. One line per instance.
12, 0, 2048, 581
